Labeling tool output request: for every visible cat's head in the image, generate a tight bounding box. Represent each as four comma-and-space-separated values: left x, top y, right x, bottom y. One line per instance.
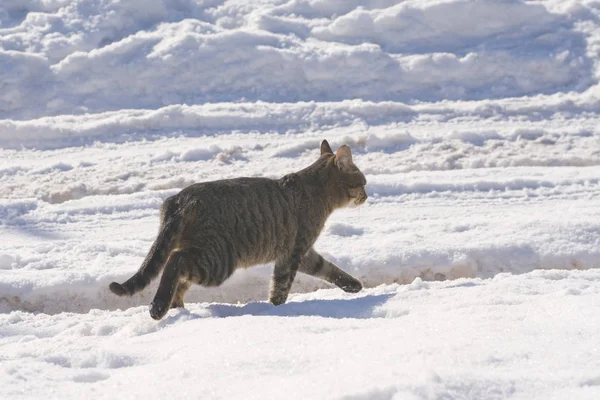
320, 140, 367, 208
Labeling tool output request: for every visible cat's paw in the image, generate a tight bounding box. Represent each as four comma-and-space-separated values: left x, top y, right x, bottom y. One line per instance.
269, 293, 288, 306
339, 279, 363, 293
170, 299, 185, 309
149, 301, 167, 320
109, 282, 128, 296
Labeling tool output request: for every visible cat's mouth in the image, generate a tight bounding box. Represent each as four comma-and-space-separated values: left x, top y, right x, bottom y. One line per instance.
347, 195, 367, 208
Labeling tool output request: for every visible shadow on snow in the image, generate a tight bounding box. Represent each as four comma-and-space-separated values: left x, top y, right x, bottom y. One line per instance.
158, 292, 397, 326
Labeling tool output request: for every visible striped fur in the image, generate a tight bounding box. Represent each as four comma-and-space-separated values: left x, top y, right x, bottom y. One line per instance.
109, 140, 367, 320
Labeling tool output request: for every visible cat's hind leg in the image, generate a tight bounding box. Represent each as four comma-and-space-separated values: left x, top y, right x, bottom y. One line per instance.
299, 248, 362, 293
149, 247, 206, 320
170, 281, 191, 309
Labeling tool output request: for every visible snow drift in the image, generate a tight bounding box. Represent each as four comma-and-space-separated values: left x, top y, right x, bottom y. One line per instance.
0, 0, 595, 120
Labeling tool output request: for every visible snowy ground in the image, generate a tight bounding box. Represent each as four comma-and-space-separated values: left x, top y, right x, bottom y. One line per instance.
2, 271, 600, 399
1, 0, 600, 399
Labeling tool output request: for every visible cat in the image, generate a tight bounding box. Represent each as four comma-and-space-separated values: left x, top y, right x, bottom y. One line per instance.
109, 140, 367, 320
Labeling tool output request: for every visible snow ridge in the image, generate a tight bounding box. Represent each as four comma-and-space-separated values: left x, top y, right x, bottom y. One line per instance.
1, 0, 597, 119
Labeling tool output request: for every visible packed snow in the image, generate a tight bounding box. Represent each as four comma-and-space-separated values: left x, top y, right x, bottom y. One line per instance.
1, 0, 600, 398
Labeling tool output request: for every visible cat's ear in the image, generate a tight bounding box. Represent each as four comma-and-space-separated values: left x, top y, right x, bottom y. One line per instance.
335, 145, 353, 170
321, 140, 333, 155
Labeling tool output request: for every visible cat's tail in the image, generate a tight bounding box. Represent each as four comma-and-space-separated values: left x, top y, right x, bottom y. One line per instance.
109, 221, 178, 297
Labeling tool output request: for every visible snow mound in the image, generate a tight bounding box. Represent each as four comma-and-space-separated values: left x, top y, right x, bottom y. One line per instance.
1, 0, 596, 119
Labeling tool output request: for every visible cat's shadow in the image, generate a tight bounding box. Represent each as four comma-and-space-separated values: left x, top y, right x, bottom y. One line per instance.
160, 292, 396, 325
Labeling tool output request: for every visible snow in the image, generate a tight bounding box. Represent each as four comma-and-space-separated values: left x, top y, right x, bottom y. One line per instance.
3, 273, 600, 399
1, 0, 596, 119
1, 0, 600, 398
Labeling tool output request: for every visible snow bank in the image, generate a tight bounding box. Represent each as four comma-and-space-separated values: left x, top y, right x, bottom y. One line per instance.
0, 0, 597, 119
3, 94, 600, 151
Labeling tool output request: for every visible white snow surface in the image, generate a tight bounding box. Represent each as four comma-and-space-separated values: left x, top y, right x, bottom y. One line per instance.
1, 0, 600, 398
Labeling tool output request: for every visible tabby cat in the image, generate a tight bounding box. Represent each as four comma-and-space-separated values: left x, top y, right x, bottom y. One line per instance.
109, 140, 367, 320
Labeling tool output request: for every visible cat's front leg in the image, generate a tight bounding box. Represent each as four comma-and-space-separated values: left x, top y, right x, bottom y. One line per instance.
269, 251, 302, 305
299, 248, 362, 293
